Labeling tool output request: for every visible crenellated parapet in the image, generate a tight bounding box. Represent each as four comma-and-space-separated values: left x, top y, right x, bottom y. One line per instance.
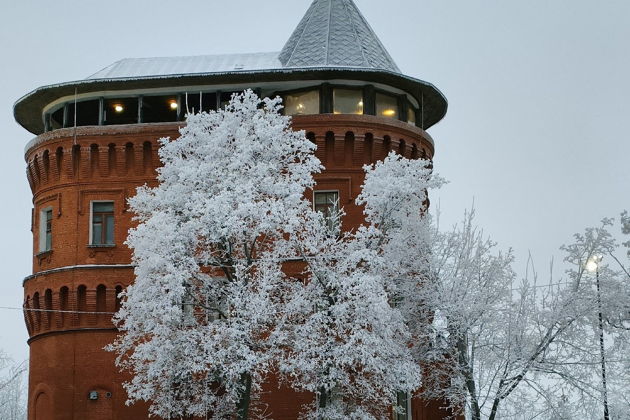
23, 266, 133, 340
24, 124, 171, 195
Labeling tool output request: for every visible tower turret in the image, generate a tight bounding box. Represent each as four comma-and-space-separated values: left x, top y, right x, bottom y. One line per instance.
15, 1, 448, 419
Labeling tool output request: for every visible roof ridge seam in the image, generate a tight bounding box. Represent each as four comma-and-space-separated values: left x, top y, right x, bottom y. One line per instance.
348, 1, 400, 72
86, 59, 123, 79
326, 0, 333, 65
341, 0, 370, 68
284, 0, 318, 66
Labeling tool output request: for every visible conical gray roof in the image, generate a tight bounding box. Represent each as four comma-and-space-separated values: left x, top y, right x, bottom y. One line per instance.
279, 0, 400, 72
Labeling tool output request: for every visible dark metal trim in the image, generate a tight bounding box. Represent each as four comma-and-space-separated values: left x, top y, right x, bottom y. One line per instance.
14, 67, 447, 134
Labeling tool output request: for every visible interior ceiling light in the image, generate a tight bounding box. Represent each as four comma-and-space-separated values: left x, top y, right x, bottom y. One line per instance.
169, 100, 178, 110
382, 109, 396, 117
114, 105, 124, 113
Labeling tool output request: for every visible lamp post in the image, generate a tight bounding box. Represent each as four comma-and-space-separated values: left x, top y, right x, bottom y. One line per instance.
586, 255, 610, 420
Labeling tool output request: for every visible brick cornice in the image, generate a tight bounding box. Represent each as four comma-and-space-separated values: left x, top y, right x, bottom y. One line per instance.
24, 264, 134, 286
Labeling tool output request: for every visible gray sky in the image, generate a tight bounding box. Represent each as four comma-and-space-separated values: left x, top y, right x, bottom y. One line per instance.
1, 0, 628, 362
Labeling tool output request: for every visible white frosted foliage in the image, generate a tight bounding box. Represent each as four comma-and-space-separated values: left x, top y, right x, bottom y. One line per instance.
109, 92, 446, 419
110, 90, 322, 418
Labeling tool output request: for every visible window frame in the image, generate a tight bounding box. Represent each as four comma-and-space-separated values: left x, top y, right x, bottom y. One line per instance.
89, 200, 115, 246
277, 85, 322, 116
313, 190, 340, 234
374, 90, 400, 120
393, 391, 411, 420
39, 206, 53, 253
332, 87, 365, 115
41, 84, 422, 131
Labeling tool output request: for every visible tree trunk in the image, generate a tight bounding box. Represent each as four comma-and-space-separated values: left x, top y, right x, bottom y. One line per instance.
456, 335, 482, 420
487, 397, 502, 420
236, 372, 252, 420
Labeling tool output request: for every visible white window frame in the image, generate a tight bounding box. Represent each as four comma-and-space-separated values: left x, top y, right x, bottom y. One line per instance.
393, 391, 411, 420
313, 190, 341, 234
89, 200, 115, 246
312, 190, 340, 212
39, 206, 53, 253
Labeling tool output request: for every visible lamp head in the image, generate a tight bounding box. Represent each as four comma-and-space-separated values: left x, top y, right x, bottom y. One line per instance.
586, 255, 603, 273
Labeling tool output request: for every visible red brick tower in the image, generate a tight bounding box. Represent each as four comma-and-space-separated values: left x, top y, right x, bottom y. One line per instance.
15, 1, 448, 419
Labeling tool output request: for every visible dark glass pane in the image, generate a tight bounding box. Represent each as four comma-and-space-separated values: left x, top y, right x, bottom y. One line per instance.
67, 99, 100, 127
104, 98, 138, 125
376, 93, 398, 119
142, 95, 179, 123
220, 92, 240, 109
333, 89, 363, 115
183, 92, 217, 114
202, 92, 217, 112
284, 90, 319, 115
93, 202, 114, 212
314, 191, 339, 213
92, 223, 103, 245
105, 215, 115, 244
407, 106, 417, 125
51, 107, 64, 129
45, 231, 52, 251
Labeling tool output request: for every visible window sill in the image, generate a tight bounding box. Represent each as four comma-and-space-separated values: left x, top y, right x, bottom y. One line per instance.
35, 250, 53, 265
87, 244, 116, 248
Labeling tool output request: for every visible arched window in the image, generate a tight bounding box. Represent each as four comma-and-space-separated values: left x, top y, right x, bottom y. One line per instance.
24, 295, 34, 334
108, 144, 116, 175
382, 135, 392, 159
325, 132, 335, 167
96, 284, 106, 323
344, 132, 355, 166
59, 286, 69, 326
398, 140, 406, 157
72, 145, 81, 177
124, 143, 134, 174
32, 155, 41, 183
90, 144, 100, 176
55, 147, 64, 180
77, 285, 87, 325
34, 391, 52, 420
32, 292, 41, 331
42, 150, 50, 182
364, 133, 374, 163
44, 289, 53, 327
143, 141, 152, 173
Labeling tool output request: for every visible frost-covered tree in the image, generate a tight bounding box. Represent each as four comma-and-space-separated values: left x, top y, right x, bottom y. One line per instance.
111, 93, 449, 420
278, 153, 443, 419
0, 352, 27, 420
414, 213, 630, 420
110, 90, 322, 419
113, 87, 629, 420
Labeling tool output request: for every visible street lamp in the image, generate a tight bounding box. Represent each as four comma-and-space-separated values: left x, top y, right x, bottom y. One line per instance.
586, 255, 610, 420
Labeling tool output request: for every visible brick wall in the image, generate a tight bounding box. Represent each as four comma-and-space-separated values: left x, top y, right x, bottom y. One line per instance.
23, 115, 450, 420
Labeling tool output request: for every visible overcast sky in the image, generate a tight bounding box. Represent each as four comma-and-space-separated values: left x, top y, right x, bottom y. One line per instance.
1, 0, 628, 362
